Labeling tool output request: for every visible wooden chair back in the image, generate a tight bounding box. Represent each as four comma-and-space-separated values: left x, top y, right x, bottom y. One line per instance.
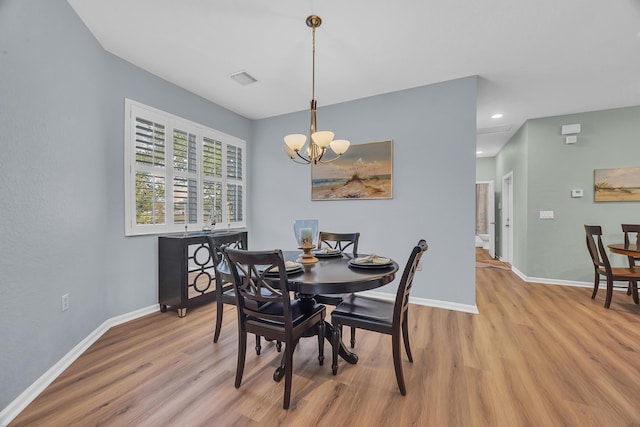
222, 248, 292, 326
207, 233, 246, 281
318, 231, 360, 255
622, 224, 640, 247
393, 239, 428, 328
584, 225, 612, 273
206, 232, 248, 344
621, 224, 640, 264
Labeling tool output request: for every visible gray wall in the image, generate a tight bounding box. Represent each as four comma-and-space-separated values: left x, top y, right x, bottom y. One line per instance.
0, 0, 478, 411
476, 157, 496, 182
495, 105, 640, 280
249, 77, 478, 305
0, 0, 251, 408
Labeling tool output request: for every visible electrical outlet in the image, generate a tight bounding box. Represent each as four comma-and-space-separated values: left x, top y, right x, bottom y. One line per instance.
61, 293, 69, 311
416, 262, 422, 271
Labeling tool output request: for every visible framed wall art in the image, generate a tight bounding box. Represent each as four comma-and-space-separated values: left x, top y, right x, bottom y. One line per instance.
311, 139, 393, 201
594, 166, 640, 202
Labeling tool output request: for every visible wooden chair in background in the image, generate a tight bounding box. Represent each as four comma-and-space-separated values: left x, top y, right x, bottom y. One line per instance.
584, 225, 640, 308
313, 231, 360, 348
208, 233, 279, 355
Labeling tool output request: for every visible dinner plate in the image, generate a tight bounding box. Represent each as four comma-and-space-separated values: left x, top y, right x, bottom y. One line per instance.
311, 249, 342, 258
261, 262, 303, 276
348, 259, 393, 269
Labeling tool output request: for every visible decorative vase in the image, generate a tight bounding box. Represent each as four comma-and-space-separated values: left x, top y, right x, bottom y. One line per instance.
293, 219, 319, 264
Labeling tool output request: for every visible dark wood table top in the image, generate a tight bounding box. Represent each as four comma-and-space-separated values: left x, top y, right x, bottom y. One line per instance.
608, 243, 640, 257
281, 251, 399, 296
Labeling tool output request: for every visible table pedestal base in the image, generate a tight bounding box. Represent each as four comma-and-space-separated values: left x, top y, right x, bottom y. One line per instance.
272, 322, 357, 382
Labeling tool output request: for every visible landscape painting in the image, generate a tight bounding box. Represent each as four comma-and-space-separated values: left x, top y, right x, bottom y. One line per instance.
594, 167, 640, 202
311, 140, 393, 200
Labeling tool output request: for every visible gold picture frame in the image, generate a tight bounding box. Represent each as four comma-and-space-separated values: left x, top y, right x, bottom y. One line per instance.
311, 140, 393, 200
594, 166, 640, 202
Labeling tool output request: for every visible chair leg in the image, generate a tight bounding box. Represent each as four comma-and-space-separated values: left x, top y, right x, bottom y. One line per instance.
283, 342, 296, 409
331, 322, 340, 375
402, 314, 413, 363
235, 329, 247, 388
604, 279, 613, 309
632, 281, 639, 304
591, 273, 599, 299
317, 321, 325, 366
350, 326, 356, 348
276, 341, 282, 352
213, 300, 224, 343
255, 335, 261, 355
391, 330, 407, 396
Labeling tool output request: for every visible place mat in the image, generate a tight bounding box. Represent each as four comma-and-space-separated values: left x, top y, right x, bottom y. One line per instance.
260, 261, 303, 276
349, 254, 392, 269
311, 248, 342, 258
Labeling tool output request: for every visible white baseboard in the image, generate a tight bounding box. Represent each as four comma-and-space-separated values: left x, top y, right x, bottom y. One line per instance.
510, 266, 614, 289
358, 290, 479, 314
0, 305, 159, 427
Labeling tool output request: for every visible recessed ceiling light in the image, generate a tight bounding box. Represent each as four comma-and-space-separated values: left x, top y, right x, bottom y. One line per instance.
491, 113, 503, 119
476, 150, 483, 154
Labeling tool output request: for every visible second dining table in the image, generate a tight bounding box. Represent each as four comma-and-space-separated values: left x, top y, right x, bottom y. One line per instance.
607, 243, 640, 258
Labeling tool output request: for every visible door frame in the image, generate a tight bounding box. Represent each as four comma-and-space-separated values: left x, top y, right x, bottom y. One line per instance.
501, 172, 514, 264
476, 180, 495, 258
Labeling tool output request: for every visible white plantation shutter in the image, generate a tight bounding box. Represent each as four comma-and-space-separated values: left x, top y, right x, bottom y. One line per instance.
133, 115, 166, 227
124, 99, 246, 235
202, 136, 223, 224
225, 143, 244, 222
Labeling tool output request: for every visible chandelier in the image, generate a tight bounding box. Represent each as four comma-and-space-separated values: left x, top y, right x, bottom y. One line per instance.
282, 15, 350, 164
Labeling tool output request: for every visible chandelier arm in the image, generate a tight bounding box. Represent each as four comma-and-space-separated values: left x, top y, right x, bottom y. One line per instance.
317, 153, 345, 164
294, 152, 312, 164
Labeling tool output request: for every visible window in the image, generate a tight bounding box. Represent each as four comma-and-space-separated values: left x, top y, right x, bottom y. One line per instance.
124, 99, 246, 236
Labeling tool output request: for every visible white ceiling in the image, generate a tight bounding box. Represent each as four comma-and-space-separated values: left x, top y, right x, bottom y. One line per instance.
67, 0, 640, 157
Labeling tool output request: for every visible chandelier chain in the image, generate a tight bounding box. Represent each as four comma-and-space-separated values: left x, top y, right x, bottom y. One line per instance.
311, 24, 315, 102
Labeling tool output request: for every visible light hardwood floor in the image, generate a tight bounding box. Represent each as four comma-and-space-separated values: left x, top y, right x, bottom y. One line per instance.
10, 249, 640, 426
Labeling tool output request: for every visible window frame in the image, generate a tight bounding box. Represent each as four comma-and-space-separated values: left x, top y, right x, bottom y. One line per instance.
124, 98, 247, 236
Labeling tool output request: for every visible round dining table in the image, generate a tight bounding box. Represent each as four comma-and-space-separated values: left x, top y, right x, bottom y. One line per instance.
608, 243, 640, 258
280, 250, 399, 374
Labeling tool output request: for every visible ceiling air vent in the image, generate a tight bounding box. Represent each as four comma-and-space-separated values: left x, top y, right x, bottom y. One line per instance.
476, 125, 511, 135
229, 71, 257, 86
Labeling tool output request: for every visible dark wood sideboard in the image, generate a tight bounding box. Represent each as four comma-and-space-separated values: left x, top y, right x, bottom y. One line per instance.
158, 230, 248, 317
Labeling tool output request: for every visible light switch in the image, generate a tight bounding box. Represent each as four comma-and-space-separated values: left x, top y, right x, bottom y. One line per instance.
571, 189, 583, 198
539, 210, 554, 219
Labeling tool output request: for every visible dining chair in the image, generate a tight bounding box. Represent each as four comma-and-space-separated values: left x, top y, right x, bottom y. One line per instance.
222, 247, 326, 410
207, 234, 278, 355
313, 231, 360, 348
584, 225, 640, 308
330, 239, 428, 396
621, 223, 640, 264
621, 224, 640, 295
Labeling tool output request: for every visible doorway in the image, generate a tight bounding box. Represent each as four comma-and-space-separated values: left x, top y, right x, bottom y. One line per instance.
475, 180, 495, 258
501, 172, 513, 264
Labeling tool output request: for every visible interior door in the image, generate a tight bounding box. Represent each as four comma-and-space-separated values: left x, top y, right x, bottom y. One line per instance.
501, 172, 513, 264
